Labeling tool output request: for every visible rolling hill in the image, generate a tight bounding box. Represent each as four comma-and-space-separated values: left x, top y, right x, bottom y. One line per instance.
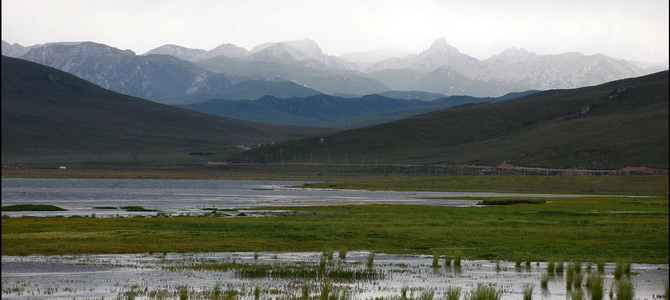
176, 92, 535, 128
1, 56, 334, 164
227, 71, 669, 170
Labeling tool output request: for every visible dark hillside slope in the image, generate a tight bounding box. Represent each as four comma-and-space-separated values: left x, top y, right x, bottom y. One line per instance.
1, 56, 333, 161
228, 71, 668, 169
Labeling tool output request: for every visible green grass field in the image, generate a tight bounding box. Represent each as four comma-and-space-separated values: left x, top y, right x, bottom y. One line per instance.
2, 177, 667, 263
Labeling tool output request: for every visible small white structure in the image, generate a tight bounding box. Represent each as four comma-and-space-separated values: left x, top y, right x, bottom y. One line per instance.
59, 166, 67, 170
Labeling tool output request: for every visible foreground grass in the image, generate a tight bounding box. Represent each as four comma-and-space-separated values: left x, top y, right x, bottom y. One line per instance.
2, 195, 667, 263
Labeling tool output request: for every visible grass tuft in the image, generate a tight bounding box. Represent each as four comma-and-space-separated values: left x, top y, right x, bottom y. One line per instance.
522, 283, 535, 300
586, 273, 603, 300
445, 286, 462, 300
615, 278, 636, 300
467, 283, 502, 300
540, 274, 549, 290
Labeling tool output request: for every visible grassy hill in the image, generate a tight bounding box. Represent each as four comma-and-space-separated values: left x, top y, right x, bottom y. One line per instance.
227, 71, 669, 170
1, 56, 333, 166
177, 92, 536, 128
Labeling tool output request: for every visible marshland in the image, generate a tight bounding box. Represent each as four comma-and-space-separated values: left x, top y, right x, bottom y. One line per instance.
1, 174, 668, 299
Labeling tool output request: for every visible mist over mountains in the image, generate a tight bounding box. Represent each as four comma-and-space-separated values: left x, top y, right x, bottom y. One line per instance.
3, 38, 666, 106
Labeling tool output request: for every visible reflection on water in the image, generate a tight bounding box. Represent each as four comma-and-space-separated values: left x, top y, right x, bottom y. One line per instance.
2, 252, 668, 300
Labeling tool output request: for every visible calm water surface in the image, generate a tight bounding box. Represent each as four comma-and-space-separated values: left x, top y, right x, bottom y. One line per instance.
1, 178, 631, 217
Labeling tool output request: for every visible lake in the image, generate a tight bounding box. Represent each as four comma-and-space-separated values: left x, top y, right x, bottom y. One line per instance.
1, 178, 631, 217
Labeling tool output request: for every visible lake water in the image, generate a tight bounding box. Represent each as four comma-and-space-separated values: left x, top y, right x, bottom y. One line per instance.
2, 178, 667, 299
1, 178, 635, 217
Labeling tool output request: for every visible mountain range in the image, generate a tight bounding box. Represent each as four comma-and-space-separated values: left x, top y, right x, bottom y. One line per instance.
3, 38, 666, 105
2, 54, 667, 170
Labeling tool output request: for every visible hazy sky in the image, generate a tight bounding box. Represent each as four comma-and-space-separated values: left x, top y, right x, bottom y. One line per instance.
2, 0, 668, 63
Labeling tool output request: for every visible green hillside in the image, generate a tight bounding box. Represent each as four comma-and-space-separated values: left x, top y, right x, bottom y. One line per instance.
227, 71, 669, 170
1, 56, 333, 165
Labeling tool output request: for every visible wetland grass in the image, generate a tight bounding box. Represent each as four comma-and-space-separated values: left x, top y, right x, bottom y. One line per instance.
180, 286, 188, 300
540, 274, 549, 290
3, 194, 668, 264
556, 262, 564, 274
254, 286, 260, 300
570, 289, 583, 300
522, 283, 535, 300
613, 262, 631, 280
120, 206, 157, 212
1, 204, 66, 211
584, 263, 592, 273
338, 250, 347, 259
467, 283, 502, 300
546, 262, 555, 274
615, 278, 636, 300
586, 273, 603, 300
445, 287, 462, 300
454, 256, 462, 268
566, 268, 574, 290
573, 271, 583, 289
302, 282, 310, 300
367, 253, 376, 269
444, 256, 452, 268
320, 283, 331, 300
431, 254, 440, 268
515, 258, 522, 271
417, 289, 435, 300
186, 261, 384, 281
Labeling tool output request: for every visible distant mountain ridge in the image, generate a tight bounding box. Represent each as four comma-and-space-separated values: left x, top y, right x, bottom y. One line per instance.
175, 91, 535, 128
3, 38, 667, 102
13, 41, 262, 103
